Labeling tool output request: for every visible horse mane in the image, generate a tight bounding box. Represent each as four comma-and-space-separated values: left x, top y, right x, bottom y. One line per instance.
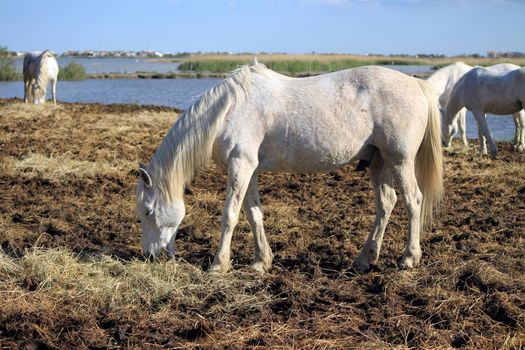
149, 61, 268, 202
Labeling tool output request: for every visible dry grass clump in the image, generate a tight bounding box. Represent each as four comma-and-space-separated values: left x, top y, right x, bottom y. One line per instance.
0, 246, 267, 311
3, 153, 131, 180
0, 246, 278, 348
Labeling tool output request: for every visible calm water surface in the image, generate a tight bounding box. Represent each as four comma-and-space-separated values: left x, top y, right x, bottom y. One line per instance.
0, 79, 220, 110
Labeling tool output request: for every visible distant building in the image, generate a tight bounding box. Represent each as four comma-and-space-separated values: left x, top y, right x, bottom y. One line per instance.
60, 50, 165, 58
487, 51, 525, 58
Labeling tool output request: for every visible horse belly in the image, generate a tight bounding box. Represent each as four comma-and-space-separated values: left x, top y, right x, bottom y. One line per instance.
258, 125, 365, 173
483, 96, 522, 115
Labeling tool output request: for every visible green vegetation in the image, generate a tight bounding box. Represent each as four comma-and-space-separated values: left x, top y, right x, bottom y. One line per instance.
178, 58, 425, 75
0, 46, 20, 81
58, 61, 87, 80
179, 59, 422, 75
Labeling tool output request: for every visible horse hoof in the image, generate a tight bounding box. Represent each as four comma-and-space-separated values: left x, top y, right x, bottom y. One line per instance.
249, 261, 269, 274
351, 256, 371, 273
398, 254, 420, 269
207, 263, 230, 274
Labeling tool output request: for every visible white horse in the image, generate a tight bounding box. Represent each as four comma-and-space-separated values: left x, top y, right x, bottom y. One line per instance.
136, 62, 443, 274
443, 67, 525, 158
471, 64, 525, 153
428, 62, 524, 151
23, 50, 59, 104
427, 62, 471, 146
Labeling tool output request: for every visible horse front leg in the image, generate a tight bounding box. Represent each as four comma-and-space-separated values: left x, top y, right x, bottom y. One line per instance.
458, 108, 468, 147
209, 152, 257, 273
25, 79, 34, 103
475, 111, 497, 158
391, 160, 423, 269
353, 156, 397, 272
477, 123, 487, 156
23, 79, 29, 103
243, 175, 273, 273
51, 78, 57, 105
512, 111, 525, 152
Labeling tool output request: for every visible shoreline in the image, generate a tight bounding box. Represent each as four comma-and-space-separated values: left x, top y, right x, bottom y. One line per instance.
4, 70, 432, 81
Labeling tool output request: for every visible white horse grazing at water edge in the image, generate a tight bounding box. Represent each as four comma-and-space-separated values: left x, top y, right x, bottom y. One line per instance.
428, 62, 524, 151
443, 67, 525, 158
136, 62, 443, 273
23, 50, 59, 104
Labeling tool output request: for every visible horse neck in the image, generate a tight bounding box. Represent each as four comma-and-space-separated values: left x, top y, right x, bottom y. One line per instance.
444, 86, 464, 124
150, 82, 235, 202
427, 67, 451, 94
35, 56, 50, 87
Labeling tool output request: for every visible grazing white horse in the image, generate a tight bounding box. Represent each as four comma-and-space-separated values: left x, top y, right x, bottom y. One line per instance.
427, 62, 471, 146
23, 50, 59, 104
471, 63, 525, 153
136, 62, 443, 273
428, 62, 524, 151
443, 67, 525, 158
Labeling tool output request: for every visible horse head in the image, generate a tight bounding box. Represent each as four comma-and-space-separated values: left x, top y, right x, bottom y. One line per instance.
32, 83, 47, 104
440, 107, 456, 147
136, 163, 186, 259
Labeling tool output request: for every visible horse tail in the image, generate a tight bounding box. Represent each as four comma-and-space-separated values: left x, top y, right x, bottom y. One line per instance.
415, 79, 444, 230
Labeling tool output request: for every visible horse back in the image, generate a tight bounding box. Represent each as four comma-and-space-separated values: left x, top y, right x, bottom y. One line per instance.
218, 66, 429, 173
460, 68, 523, 114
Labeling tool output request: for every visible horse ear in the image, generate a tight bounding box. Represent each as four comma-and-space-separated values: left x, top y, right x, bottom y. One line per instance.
139, 163, 152, 188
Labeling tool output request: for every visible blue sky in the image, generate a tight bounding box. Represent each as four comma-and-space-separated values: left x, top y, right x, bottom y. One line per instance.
1, 0, 524, 56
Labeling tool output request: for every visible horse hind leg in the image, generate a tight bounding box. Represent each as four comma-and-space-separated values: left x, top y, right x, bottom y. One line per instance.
243, 175, 273, 273
474, 111, 497, 158
390, 159, 423, 269
512, 111, 525, 152
352, 154, 397, 272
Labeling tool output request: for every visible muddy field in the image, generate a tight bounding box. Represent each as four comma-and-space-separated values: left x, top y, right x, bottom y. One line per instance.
0, 98, 524, 349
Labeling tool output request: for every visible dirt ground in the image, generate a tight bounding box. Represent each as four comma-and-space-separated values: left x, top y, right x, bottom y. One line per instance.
0, 98, 524, 349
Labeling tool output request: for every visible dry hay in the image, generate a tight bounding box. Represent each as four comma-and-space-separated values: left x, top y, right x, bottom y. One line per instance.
0, 98, 524, 349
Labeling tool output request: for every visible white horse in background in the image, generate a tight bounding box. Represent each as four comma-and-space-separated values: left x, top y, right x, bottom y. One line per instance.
427, 62, 471, 146
428, 62, 524, 151
472, 63, 525, 153
23, 50, 59, 104
136, 61, 443, 274
443, 67, 525, 158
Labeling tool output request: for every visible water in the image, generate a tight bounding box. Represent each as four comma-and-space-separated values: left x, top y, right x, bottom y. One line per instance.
0, 79, 220, 110
0, 66, 516, 140
465, 113, 517, 142
14, 57, 180, 74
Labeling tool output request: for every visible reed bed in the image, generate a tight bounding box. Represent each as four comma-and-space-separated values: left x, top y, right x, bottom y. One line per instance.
177, 54, 525, 75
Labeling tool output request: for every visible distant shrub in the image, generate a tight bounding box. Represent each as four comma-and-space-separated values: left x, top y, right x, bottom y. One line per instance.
58, 62, 87, 80
0, 46, 20, 81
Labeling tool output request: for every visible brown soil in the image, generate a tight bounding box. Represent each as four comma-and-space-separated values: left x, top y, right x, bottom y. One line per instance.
0, 99, 524, 349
